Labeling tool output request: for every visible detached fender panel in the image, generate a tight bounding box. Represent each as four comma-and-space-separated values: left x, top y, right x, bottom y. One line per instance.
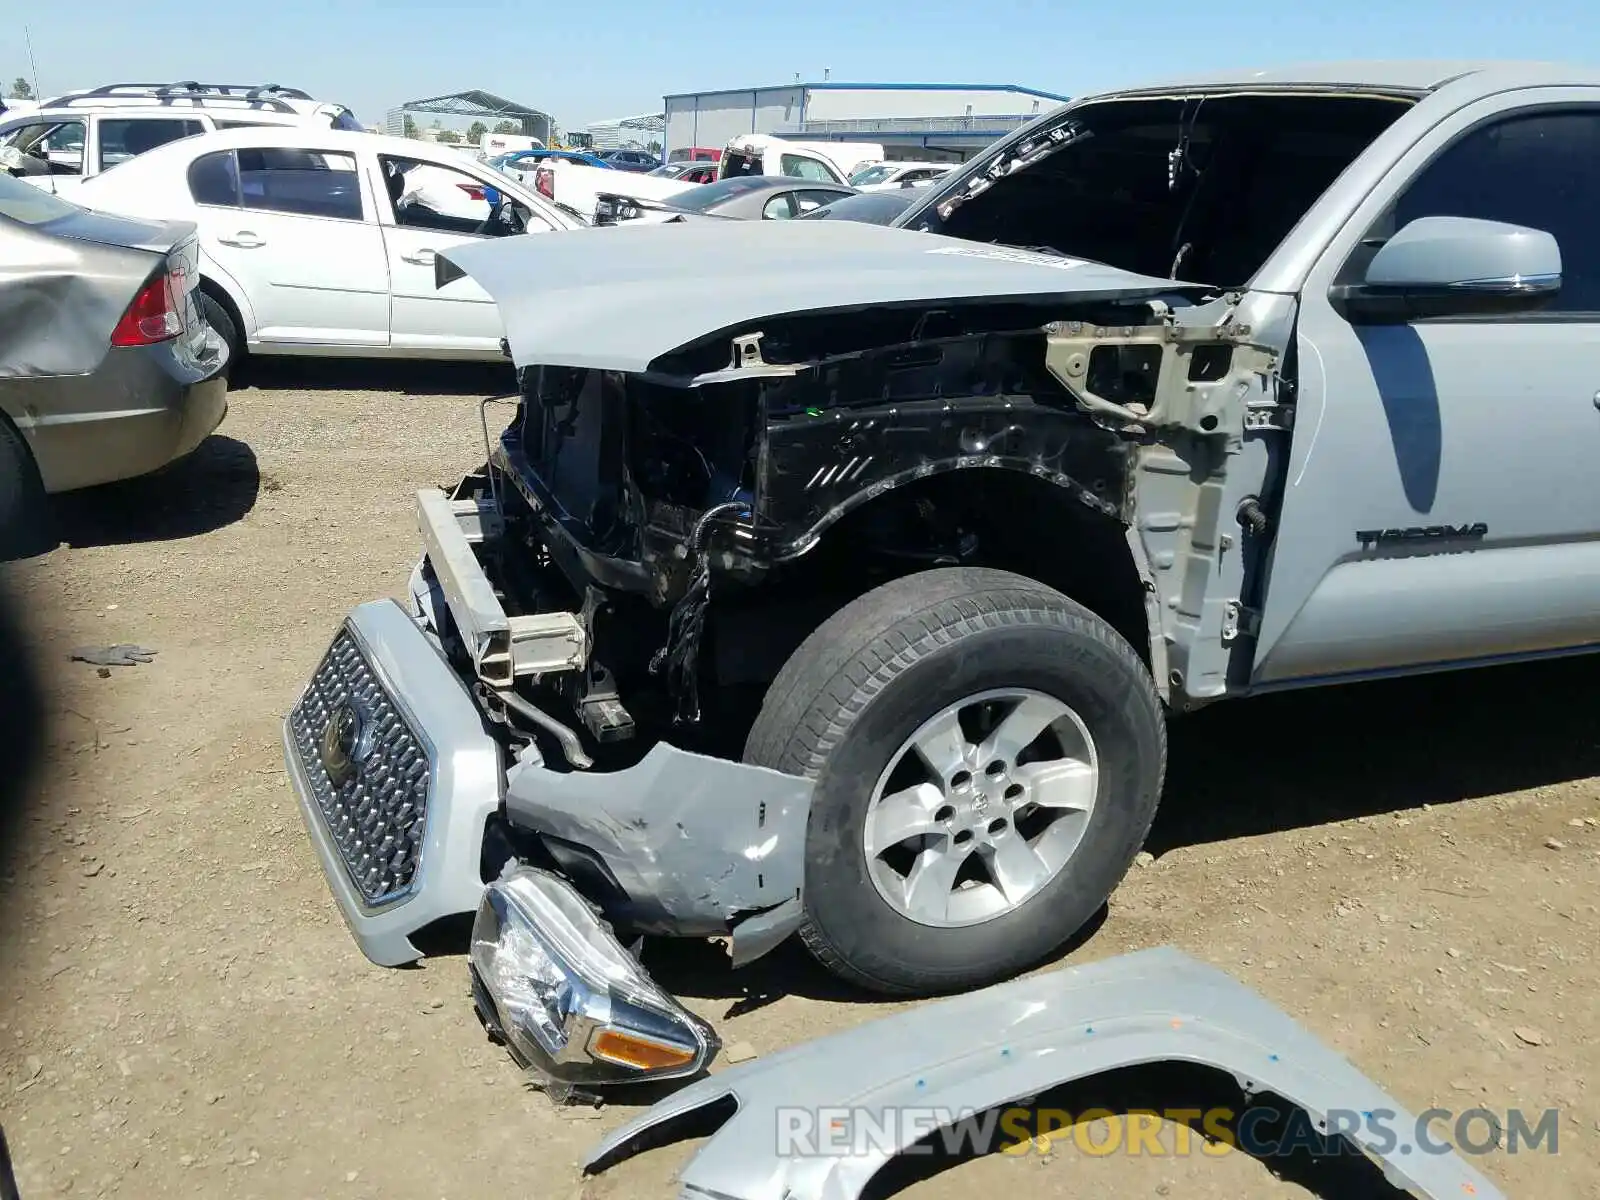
583, 946, 1505, 1200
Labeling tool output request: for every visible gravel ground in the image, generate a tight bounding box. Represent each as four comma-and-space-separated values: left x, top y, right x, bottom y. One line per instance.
1, 361, 1595, 1200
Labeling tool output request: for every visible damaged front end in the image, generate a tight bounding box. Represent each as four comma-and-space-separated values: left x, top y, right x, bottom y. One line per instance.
284, 219, 1287, 1090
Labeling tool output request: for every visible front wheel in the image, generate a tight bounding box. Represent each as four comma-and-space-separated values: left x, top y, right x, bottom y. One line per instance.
743, 567, 1166, 996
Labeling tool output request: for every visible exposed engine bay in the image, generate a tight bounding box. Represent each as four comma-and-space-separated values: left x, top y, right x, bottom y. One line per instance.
422, 88, 1417, 769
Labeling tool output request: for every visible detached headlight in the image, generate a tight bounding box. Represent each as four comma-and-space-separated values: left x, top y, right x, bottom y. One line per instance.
469, 867, 720, 1091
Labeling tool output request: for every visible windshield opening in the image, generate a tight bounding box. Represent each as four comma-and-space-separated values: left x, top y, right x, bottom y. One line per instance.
849, 163, 895, 186
905, 93, 1413, 287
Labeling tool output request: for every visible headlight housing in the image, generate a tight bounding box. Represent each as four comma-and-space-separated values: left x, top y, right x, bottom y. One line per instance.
470, 866, 720, 1094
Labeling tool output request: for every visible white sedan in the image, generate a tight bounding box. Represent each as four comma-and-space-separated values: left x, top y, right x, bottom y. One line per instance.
71, 126, 584, 365
848, 161, 956, 192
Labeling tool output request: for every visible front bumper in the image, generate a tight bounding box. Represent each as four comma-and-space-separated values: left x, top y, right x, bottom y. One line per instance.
283, 599, 502, 967
286, 591, 817, 969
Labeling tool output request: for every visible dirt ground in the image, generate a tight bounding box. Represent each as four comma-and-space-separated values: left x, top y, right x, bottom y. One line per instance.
1, 361, 1595, 1200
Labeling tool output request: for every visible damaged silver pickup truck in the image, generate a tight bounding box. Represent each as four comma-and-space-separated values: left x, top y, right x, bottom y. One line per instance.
286, 60, 1600, 1080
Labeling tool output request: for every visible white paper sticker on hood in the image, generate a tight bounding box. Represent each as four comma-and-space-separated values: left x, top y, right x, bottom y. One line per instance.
925, 245, 1090, 270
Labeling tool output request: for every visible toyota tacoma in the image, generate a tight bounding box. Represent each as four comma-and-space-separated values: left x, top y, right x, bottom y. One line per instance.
284, 60, 1599, 1083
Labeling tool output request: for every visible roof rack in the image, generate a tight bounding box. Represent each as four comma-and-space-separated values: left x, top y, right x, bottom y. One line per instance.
39, 82, 317, 113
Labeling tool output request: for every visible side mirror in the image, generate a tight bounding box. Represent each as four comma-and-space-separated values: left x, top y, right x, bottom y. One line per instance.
1331, 215, 1561, 323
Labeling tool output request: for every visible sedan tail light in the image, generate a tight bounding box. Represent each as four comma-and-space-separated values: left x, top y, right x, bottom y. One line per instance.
110, 272, 182, 347
457, 183, 486, 201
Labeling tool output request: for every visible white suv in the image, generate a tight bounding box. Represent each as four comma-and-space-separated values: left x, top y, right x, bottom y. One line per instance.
0, 82, 362, 194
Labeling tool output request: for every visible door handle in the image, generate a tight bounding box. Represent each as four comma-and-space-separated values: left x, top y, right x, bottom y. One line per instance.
401, 249, 437, 265
217, 232, 264, 248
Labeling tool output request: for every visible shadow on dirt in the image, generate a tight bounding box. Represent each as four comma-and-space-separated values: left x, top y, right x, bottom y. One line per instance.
234, 356, 516, 397
1150, 653, 1600, 854
420, 650, 1600, 1014
45, 434, 261, 551
651, 906, 1110, 1014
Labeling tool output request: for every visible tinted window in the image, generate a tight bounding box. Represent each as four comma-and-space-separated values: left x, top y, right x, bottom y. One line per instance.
98, 118, 203, 167
762, 193, 795, 220
237, 148, 363, 220
796, 190, 915, 224
188, 150, 240, 206
1388, 109, 1600, 312
330, 109, 364, 132
780, 154, 840, 182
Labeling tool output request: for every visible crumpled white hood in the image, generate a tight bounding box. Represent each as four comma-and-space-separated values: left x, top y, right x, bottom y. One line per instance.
438, 220, 1198, 374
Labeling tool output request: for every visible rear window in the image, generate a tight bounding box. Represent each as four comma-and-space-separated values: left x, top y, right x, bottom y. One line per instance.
721, 150, 762, 178
663, 175, 773, 211
0, 170, 81, 225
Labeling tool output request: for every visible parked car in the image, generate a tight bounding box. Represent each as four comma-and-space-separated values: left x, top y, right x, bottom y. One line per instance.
285, 61, 1600, 1026
72, 126, 583, 366
647, 160, 717, 184
597, 175, 855, 224
668, 146, 722, 163
533, 156, 701, 223
490, 148, 611, 176
795, 188, 918, 225
595, 148, 661, 172
0, 82, 361, 196
0, 171, 228, 552
718, 133, 882, 183
848, 160, 956, 191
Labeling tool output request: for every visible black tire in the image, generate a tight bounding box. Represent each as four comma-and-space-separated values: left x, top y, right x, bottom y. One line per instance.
0, 416, 46, 562
197, 289, 242, 376
744, 567, 1166, 996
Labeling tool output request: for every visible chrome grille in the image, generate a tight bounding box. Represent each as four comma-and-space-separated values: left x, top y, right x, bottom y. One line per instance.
289, 630, 430, 905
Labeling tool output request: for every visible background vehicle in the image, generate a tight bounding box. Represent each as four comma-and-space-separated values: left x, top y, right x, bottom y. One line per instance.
597, 174, 854, 223
848, 160, 955, 191
795, 188, 917, 224
668, 146, 722, 163
718, 133, 882, 183
648, 160, 717, 183
287, 61, 1600, 1010
594, 148, 661, 172
533, 155, 699, 221
0, 171, 227, 547
0, 82, 361, 195
74, 126, 581, 365
489, 147, 611, 188
478, 131, 544, 157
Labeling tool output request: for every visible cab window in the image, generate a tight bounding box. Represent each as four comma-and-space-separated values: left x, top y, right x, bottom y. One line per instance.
780, 153, 840, 182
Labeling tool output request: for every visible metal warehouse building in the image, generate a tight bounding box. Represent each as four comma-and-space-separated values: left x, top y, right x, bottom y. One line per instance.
662, 81, 1070, 162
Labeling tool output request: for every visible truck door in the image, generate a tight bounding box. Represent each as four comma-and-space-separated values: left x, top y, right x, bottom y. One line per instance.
1254, 91, 1600, 685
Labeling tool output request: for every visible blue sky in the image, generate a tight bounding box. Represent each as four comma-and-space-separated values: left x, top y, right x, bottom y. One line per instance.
13, 0, 1597, 132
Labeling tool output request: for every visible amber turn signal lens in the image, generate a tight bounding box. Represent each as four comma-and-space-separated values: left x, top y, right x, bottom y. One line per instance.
589, 1029, 697, 1071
